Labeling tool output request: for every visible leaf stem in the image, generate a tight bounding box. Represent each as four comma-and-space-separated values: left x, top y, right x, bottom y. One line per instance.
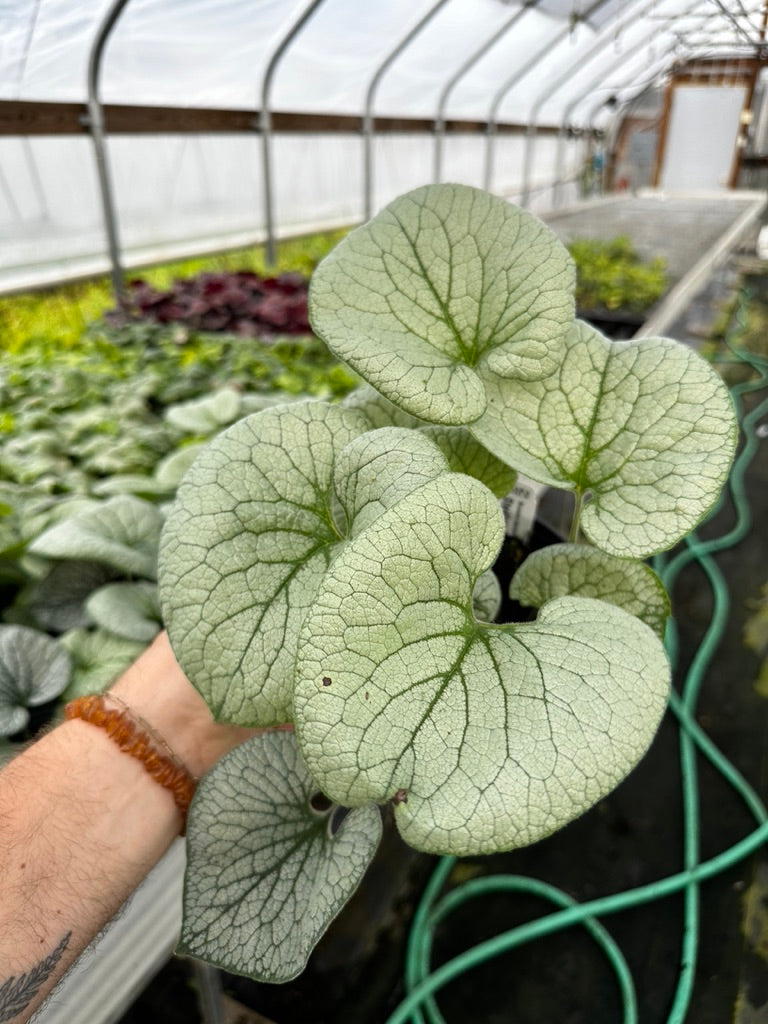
569, 490, 584, 544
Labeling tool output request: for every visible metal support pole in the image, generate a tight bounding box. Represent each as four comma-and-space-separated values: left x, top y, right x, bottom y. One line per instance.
710, 0, 760, 48
586, 53, 681, 130
0, 163, 21, 221
729, 0, 768, 186
433, 2, 542, 184
575, 27, 743, 198
577, 48, 692, 203
15, 0, 49, 222
22, 138, 49, 222
483, 0, 613, 195
259, 0, 326, 266
571, 47, 688, 202
520, 0, 667, 209
85, 0, 131, 309
363, 0, 451, 222
547, 6, 730, 204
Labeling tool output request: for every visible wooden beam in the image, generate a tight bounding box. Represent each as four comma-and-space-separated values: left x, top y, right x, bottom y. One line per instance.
731, 0, 768, 187
0, 100, 561, 138
651, 75, 675, 187
671, 55, 764, 88
0, 100, 86, 135
672, 70, 754, 87
608, 114, 659, 191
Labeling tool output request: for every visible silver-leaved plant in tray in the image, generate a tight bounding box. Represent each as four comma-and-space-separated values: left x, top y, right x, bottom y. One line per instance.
157, 183, 737, 980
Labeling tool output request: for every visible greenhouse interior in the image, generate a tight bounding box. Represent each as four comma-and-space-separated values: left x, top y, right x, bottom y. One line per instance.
2, 0, 768, 1022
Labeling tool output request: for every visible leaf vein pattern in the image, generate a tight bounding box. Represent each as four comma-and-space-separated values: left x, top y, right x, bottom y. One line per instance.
390, 208, 469, 363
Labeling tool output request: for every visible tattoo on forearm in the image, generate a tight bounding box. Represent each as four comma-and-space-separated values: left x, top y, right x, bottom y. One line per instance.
0, 931, 72, 1023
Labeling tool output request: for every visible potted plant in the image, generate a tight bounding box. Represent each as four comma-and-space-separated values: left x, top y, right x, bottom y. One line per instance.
156, 183, 737, 983
567, 234, 669, 332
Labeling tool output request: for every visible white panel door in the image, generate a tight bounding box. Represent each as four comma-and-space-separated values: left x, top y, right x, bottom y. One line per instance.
660, 84, 746, 190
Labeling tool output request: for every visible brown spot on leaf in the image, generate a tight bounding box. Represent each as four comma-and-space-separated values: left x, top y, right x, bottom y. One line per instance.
322, 676, 332, 687
392, 788, 408, 805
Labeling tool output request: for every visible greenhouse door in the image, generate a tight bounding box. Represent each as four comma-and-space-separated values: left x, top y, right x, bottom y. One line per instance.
657, 84, 746, 190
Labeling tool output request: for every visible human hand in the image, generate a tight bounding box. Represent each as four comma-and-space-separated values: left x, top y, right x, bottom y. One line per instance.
109, 631, 291, 781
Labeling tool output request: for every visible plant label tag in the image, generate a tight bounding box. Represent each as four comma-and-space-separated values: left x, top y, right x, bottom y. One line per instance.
501, 476, 547, 544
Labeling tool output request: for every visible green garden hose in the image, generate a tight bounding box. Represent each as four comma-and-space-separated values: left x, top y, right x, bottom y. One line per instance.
391, 291, 768, 1024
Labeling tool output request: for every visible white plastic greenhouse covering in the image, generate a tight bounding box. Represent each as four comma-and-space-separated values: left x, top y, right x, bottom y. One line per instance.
0, 0, 767, 294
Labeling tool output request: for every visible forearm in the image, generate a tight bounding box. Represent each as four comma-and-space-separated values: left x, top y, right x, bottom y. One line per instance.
0, 716, 179, 1023
0, 633, 251, 1024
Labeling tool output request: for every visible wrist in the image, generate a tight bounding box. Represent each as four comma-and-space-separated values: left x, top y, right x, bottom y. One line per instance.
109, 631, 253, 780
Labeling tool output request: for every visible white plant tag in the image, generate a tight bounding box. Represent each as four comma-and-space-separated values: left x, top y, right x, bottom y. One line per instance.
501, 475, 547, 543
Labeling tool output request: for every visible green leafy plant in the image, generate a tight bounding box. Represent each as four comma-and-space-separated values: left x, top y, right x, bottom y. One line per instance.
0, 327, 357, 497
3, 495, 163, 706
0, 228, 347, 354
567, 235, 668, 313
0, 624, 71, 738
157, 183, 737, 981
0, 290, 358, 727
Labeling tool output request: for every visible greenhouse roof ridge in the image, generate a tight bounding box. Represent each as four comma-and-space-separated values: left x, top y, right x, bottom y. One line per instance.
0, 0, 766, 123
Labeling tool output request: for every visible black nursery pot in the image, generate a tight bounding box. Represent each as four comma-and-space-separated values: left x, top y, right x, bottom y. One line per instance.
493, 518, 564, 625
578, 306, 647, 341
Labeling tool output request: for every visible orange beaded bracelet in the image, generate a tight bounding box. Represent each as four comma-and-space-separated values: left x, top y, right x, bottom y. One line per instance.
64, 693, 198, 832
